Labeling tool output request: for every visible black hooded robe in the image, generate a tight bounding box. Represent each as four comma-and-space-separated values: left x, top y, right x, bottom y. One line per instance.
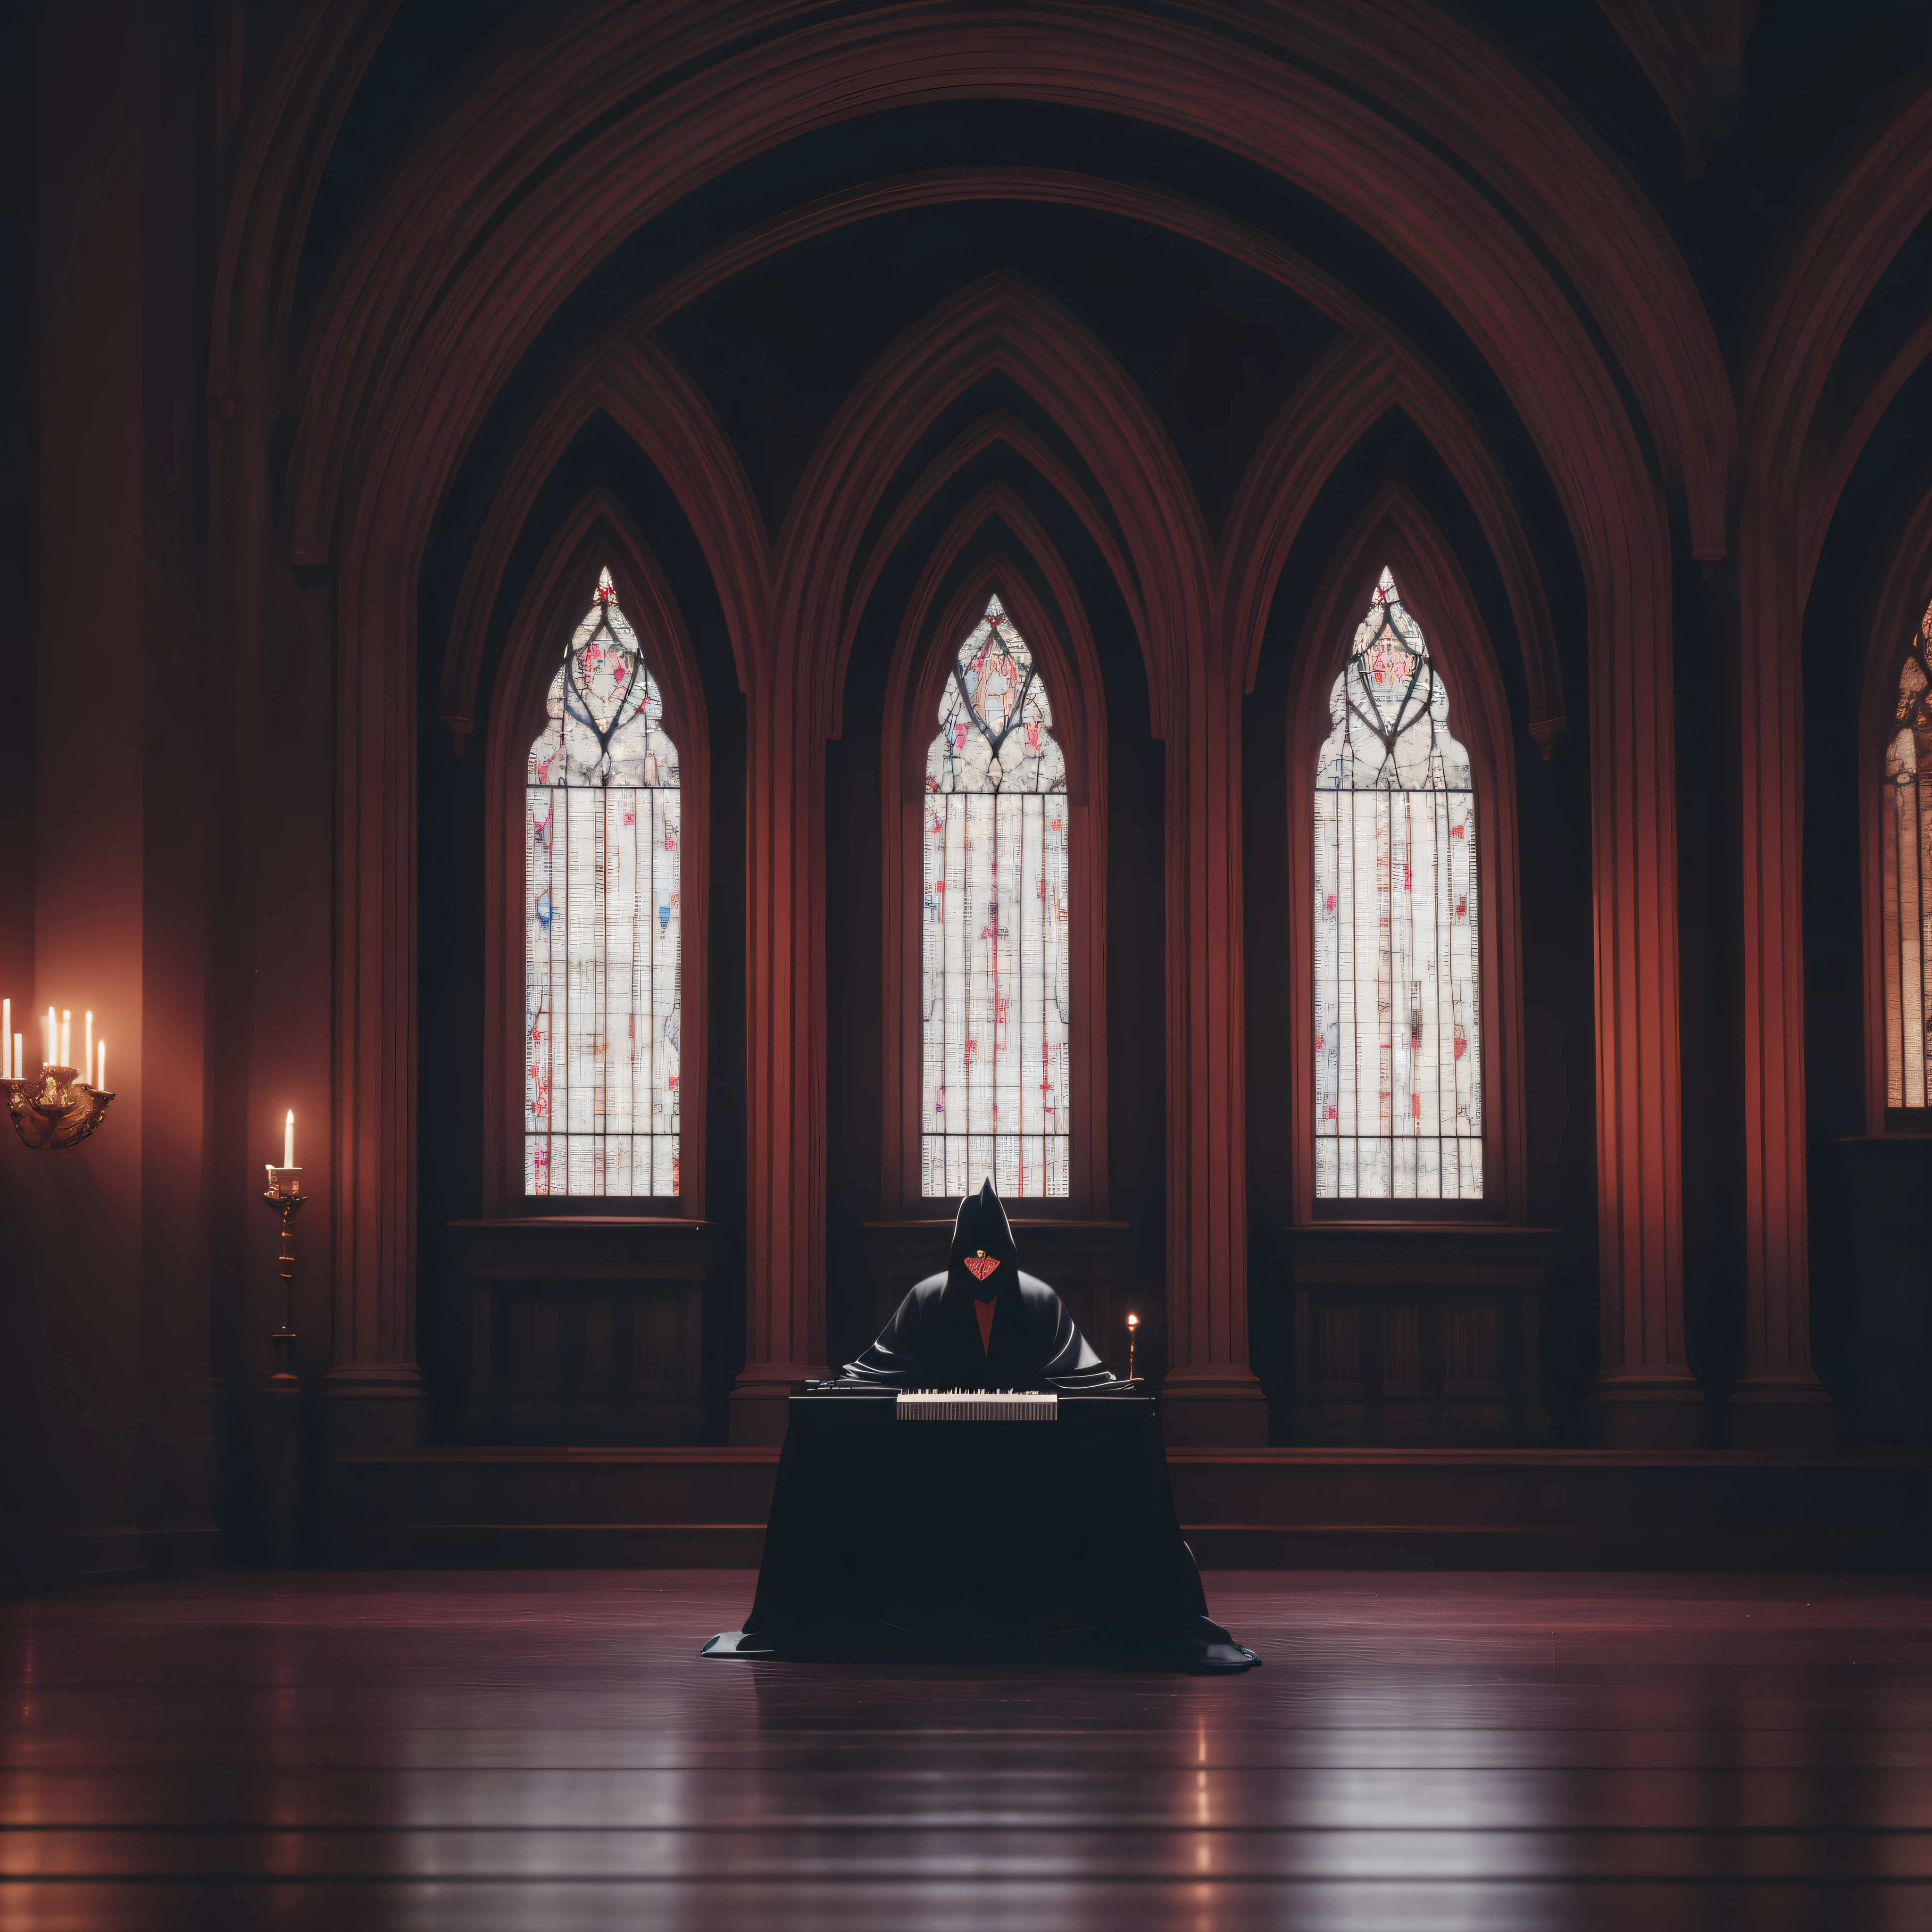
706, 1181, 1259, 1672
842, 1178, 1117, 1391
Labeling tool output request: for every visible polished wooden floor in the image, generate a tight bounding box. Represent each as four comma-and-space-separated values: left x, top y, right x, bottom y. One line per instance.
4, 1570, 1930, 1930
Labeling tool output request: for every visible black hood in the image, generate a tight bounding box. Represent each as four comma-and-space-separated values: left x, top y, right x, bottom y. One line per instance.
947, 1177, 1018, 1299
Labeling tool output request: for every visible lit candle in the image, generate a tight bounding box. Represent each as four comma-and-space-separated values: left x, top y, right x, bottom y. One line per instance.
45, 1006, 55, 1069
84, 1011, 92, 1080
284, 1109, 294, 1170
98, 1041, 105, 1091
2, 999, 9, 1077
12, 1036, 20, 1083
60, 1010, 70, 1068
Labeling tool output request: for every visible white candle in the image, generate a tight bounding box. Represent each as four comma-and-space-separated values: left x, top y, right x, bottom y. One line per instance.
284, 1109, 294, 1169
2, 1000, 9, 1076
60, 1010, 70, 1067
12, 1036, 20, 1083
98, 1041, 105, 1091
84, 1011, 92, 1078
46, 1006, 55, 1069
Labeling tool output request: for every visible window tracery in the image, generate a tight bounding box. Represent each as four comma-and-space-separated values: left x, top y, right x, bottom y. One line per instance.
920, 594, 1070, 1197
1313, 567, 1483, 1199
524, 567, 682, 1195
1881, 594, 1932, 1108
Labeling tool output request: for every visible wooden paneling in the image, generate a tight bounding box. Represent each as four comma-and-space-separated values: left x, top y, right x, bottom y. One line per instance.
1833, 1138, 1932, 1443
323, 1439, 1931, 1571
445, 1219, 718, 1444
1268, 1224, 1556, 1445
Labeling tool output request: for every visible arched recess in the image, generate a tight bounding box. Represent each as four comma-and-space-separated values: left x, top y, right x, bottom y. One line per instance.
1223, 333, 1565, 754
1731, 81, 1932, 1441
280, 2, 1725, 570
479, 489, 711, 1220
780, 273, 1203, 733
835, 412, 1147, 726
231, 0, 1698, 1441
774, 271, 1251, 1430
1858, 477, 1932, 1136
878, 531, 1109, 1221
442, 334, 767, 748
1283, 481, 1529, 1229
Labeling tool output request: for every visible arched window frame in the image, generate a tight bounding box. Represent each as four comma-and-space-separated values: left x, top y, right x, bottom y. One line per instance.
481, 495, 711, 1217
1858, 490, 1932, 1133
1286, 490, 1528, 1224
879, 551, 1108, 1217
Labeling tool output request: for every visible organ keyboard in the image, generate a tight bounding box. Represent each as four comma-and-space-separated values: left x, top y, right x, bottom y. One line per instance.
894, 1389, 1058, 1422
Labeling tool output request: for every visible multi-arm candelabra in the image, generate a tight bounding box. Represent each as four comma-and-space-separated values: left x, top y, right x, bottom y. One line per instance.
5, 1066, 114, 1150
1, 1002, 113, 1150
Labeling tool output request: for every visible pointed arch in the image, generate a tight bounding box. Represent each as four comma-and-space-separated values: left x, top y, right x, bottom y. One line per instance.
878, 547, 1108, 1215
879, 483, 1104, 806
441, 336, 768, 749
1284, 482, 1528, 1225
1222, 333, 1564, 751
833, 412, 1146, 734
1732, 78, 1932, 1432
281, 1, 1713, 585
776, 272, 1207, 738
480, 490, 711, 1217
226, 0, 1702, 1438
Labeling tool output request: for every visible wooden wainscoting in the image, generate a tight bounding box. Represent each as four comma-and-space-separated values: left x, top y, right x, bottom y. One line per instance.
1267, 1223, 1557, 1445
1833, 1137, 1932, 1443
444, 1219, 719, 1445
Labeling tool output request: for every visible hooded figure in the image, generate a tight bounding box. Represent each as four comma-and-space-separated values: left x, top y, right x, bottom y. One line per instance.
843, 1178, 1119, 1391
709, 1175, 1259, 1670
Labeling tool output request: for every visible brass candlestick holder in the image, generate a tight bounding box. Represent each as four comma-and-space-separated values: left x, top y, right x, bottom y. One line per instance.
5, 1067, 115, 1150
1126, 1311, 1139, 1383
263, 1166, 305, 1385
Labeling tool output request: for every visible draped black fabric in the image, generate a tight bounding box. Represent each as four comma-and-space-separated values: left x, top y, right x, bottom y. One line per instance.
843, 1178, 1118, 1391
701, 1180, 1259, 1672
729, 1392, 1260, 1669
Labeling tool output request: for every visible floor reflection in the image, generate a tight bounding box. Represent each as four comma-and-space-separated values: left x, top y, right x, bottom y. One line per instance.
1, 1571, 1928, 1928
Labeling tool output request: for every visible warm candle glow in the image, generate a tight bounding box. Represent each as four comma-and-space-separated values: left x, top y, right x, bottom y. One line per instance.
98, 1041, 105, 1091
84, 1011, 92, 1078
12, 1035, 20, 1083
45, 1007, 55, 1069
60, 1010, 70, 1068
2, 1000, 9, 1077
284, 1110, 294, 1170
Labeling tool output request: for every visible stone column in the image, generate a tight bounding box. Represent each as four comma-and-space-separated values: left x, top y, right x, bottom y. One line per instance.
1584, 564, 1706, 1447
317, 532, 425, 1458
1160, 642, 1269, 1445
1728, 541, 1834, 1446
730, 675, 830, 1443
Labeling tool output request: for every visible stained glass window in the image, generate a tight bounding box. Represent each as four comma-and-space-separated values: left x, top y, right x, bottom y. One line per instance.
1882, 595, 1932, 1108
1313, 567, 1482, 1199
921, 594, 1071, 1197
525, 568, 681, 1196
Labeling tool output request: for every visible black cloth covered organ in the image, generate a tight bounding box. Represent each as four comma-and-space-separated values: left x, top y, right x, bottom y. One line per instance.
702, 1181, 1260, 1673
